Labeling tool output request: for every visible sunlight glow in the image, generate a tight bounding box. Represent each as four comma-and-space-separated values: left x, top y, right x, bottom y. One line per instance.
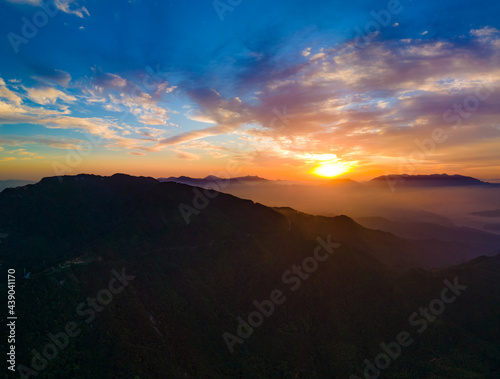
311, 162, 351, 178
301, 153, 354, 178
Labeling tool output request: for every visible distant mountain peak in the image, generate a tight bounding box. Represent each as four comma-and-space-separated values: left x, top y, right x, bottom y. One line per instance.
203, 175, 221, 181
158, 175, 269, 187
370, 174, 496, 187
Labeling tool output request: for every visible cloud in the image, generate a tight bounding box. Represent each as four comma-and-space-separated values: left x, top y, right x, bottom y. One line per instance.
95, 73, 127, 88
178, 29, 500, 171
3, 24, 499, 174
470, 27, 500, 37
5, 0, 89, 18
0, 135, 90, 150
54, 0, 90, 18
33, 70, 72, 87
136, 126, 172, 138
172, 150, 200, 160
0, 94, 126, 146
0, 76, 178, 156
11, 148, 34, 155
109, 92, 171, 126
157, 125, 237, 146
4, 0, 41, 5
185, 88, 251, 126
301, 48, 311, 57
0, 79, 23, 106
83, 71, 174, 126
3, 148, 44, 159
24, 86, 77, 105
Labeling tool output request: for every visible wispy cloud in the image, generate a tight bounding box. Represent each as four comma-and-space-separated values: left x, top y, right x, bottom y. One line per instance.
4, 0, 41, 5
0, 78, 23, 106
33, 70, 72, 87
172, 150, 200, 160
157, 125, 237, 146
24, 86, 77, 105
2, 23, 500, 175
1, 135, 91, 150
54, 0, 89, 18
470, 26, 500, 37
5, 0, 90, 17
178, 27, 500, 171
82, 71, 176, 126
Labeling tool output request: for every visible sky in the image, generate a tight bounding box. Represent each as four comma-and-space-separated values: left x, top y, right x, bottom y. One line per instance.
0, 0, 499, 181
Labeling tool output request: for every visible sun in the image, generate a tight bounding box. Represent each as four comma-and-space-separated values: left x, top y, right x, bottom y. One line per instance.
301, 153, 354, 178
310, 162, 351, 178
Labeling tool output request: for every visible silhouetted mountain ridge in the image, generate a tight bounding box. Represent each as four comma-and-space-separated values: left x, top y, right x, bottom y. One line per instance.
0, 179, 36, 192
1, 174, 499, 378
370, 173, 498, 187
158, 175, 270, 187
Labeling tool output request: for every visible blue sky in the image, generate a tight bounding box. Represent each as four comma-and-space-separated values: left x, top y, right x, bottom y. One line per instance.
1, 0, 500, 180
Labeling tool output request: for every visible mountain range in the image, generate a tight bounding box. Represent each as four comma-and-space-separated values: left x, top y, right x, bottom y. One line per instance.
0, 174, 499, 378
158, 175, 270, 187
157, 174, 499, 189
369, 174, 500, 188
3, 174, 497, 194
